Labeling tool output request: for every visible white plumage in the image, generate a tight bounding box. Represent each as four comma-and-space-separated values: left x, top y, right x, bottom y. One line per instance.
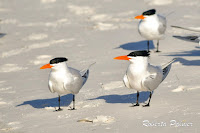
138, 14, 166, 40
114, 51, 176, 107
135, 9, 167, 52
41, 57, 95, 111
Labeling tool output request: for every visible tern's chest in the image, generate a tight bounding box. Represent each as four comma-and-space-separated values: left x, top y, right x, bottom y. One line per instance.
49, 71, 72, 86
127, 66, 147, 80
126, 65, 148, 90
140, 18, 159, 28
139, 19, 159, 33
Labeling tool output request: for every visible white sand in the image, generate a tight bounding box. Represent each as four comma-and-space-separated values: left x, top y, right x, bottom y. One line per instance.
0, 0, 199, 133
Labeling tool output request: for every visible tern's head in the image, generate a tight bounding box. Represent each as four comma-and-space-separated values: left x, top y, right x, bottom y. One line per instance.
40, 57, 68, 70
114, 50, 150, 63
135, 9, 156, 20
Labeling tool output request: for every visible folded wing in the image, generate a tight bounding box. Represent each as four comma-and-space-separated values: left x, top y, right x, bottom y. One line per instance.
161, 58, 176, 82
80, 62, 96, 85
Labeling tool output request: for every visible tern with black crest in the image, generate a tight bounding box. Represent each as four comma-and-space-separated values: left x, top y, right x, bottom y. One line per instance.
135, 9, 167, 52
114, 50, 175, 107
40, 57, 95, 111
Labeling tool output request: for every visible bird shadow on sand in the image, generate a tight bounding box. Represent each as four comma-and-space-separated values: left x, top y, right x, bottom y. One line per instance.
17, 94, 73, 109
88, 91, 150, 104
165, 49, 200, 66
0, 33, 6, 38
115, 40, 155, 51
166, 49, 200, 57
174, 57, 200, 66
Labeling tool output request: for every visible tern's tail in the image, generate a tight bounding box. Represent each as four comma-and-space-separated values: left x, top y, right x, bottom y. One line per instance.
164, 11, 175, 17
161, 58, 176, 82
80, 62, 96, 85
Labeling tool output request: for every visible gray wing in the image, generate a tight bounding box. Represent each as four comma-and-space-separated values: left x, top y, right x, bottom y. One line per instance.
171, 25, 200, 32
161, 58, 176, 81
158, 15, 167, 34
65, 67, 84, 94
142, 65, 163, 91
80, 62, 96, 85
81, 69, 89, 86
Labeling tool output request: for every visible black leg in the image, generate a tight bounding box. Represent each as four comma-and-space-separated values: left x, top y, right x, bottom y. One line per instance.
73, 94, 75, 110
56, 95, 62, 111
156, 40, 161, 52
147, 40, 150, 52
143, 91, 153, 107
135, 91, 140, 106
69, 94, 76, 110
130, 91, 140, 107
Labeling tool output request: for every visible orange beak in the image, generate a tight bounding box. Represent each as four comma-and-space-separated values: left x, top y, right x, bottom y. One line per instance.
114, 55, 130, 60
135, 15, 146, 19
40, 63, 53, 69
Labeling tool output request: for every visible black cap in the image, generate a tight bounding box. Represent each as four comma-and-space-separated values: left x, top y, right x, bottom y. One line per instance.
142, 9, 156, 16
128, 50, 150, 57
50, 57, 68, 64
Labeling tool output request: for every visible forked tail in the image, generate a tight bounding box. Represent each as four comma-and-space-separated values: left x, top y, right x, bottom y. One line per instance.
80, 62, 96, 85
161, 58, 176, 81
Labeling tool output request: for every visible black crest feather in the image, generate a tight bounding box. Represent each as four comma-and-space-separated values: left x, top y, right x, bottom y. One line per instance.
50, 57, 68, 64
142, 9, 156, 16
128, 50, 150, 57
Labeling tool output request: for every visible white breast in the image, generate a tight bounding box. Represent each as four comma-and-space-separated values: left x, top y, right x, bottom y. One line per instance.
126, 64, 149, 91
49, 71, 72, 95
139, 15, 164, 40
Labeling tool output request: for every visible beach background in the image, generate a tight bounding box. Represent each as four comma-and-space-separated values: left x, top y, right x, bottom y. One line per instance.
0, 0, 199, 132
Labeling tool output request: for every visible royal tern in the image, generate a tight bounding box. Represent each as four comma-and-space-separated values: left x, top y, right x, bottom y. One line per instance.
114, 50, 176, 107
135, 9, 167, 52
40, 57, 95, 111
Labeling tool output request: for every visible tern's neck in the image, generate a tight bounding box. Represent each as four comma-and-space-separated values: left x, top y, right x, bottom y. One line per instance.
129, 57, 148, 70
52, 63, 70, 73
143, 14, 158, 22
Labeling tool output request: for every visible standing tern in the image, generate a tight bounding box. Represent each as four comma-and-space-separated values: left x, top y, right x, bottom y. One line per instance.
40, 57, 95, 111
114, 50, 176, 107
135, 9, 167, 52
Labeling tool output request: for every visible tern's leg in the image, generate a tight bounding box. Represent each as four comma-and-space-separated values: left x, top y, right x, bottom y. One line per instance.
69, 94, 76, 110
130, 91, 140, 107
147, 40, 150, 52
143, 91, 152, 107
56, 95, 62, 111
134, 91, 140, 106
156, 40, 161, 52
72, 94, 75, 110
